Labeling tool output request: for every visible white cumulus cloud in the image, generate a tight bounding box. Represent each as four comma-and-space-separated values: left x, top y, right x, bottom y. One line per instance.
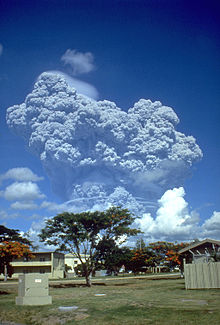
137, 187, 220, 241
0, 210, 20, 221
137, 187, 197, 241
202, 211, 220, 238
0, 167, 43, 183
1, 182, 45, 201
11, 201, 38, 210
61, 49, 95, 75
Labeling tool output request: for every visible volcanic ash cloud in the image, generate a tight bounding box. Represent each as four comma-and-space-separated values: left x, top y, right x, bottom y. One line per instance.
6, 73, 202, 214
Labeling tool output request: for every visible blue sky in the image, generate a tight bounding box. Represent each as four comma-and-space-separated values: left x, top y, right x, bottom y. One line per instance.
0, 0, 219, 243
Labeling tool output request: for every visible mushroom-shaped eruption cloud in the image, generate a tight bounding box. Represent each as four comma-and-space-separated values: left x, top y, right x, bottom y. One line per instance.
6, 73, 202, 215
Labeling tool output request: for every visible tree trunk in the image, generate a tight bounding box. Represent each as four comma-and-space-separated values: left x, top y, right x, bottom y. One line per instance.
85, 273, 92, 287
4, 263, 8, 282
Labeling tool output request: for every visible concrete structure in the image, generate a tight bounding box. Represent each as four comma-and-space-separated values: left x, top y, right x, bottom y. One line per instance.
16, 273, 52, 305
5, 251, 65, 279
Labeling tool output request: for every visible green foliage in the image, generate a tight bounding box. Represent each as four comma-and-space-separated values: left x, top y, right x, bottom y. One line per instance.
125, 240, 190, 274
129, 247, 157, 274
64, 264, 72, 273
0, 225, 34, 280
147, 241, 173, 265
0, 225, 32, 246
74, 263, 87, 277
94, 238, 133, 274
39, 206, 140, 286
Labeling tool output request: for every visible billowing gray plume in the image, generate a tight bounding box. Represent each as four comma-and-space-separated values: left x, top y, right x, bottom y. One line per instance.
6, 73, 202, 215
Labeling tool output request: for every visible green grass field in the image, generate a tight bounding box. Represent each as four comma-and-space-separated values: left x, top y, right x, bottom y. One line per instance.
0, 276, 219, 324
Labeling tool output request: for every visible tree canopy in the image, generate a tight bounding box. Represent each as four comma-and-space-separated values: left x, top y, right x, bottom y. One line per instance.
0, 225, 32, 245
39, 206, 140, 286
94, 238, 133, 275
0, 225, 34, 281
124, 239, 189, 274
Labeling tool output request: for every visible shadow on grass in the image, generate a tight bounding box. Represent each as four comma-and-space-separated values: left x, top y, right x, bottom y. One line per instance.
50, 282, 137, 288
0, 290, 10, 295
50, 282, 107, 288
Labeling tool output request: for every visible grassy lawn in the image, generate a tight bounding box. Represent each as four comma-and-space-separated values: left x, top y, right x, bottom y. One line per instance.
0, 277, 219, 324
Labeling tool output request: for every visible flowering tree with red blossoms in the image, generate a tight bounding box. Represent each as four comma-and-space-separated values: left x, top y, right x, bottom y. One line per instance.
0, 226, 34, 282
0, 241, 34, 281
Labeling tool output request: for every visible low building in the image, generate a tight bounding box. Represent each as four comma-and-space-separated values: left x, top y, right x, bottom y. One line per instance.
2, 251, 65, 279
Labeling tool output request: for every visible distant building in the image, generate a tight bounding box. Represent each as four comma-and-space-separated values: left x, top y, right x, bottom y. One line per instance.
0, 251, 65, 279
65, 253, 88, 276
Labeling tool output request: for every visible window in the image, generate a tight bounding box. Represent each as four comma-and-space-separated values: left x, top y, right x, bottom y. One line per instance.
40, 257, 45, 262
40, 269, 45, 274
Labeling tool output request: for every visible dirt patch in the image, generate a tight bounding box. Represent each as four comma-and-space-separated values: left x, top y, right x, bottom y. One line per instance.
74, 313, 89, 321
30, 311, 90, 325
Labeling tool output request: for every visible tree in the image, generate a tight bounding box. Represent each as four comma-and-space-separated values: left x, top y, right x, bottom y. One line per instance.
0, 225, 33, 281
0, 225, 32, 245
147, 241, 173, 266
129, 247, 157, 274
39, 206, 140, 286
0, 241, 34, 281
0, 225, 34, 281
94, 238, 133, 275
165, 242, 189, 271
129, 248, 148, 274
123, 239, 156, 274
147, 241, 189, 272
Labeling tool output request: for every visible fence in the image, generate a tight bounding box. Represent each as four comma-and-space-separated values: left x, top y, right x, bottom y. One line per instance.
184, 262, 220, 289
